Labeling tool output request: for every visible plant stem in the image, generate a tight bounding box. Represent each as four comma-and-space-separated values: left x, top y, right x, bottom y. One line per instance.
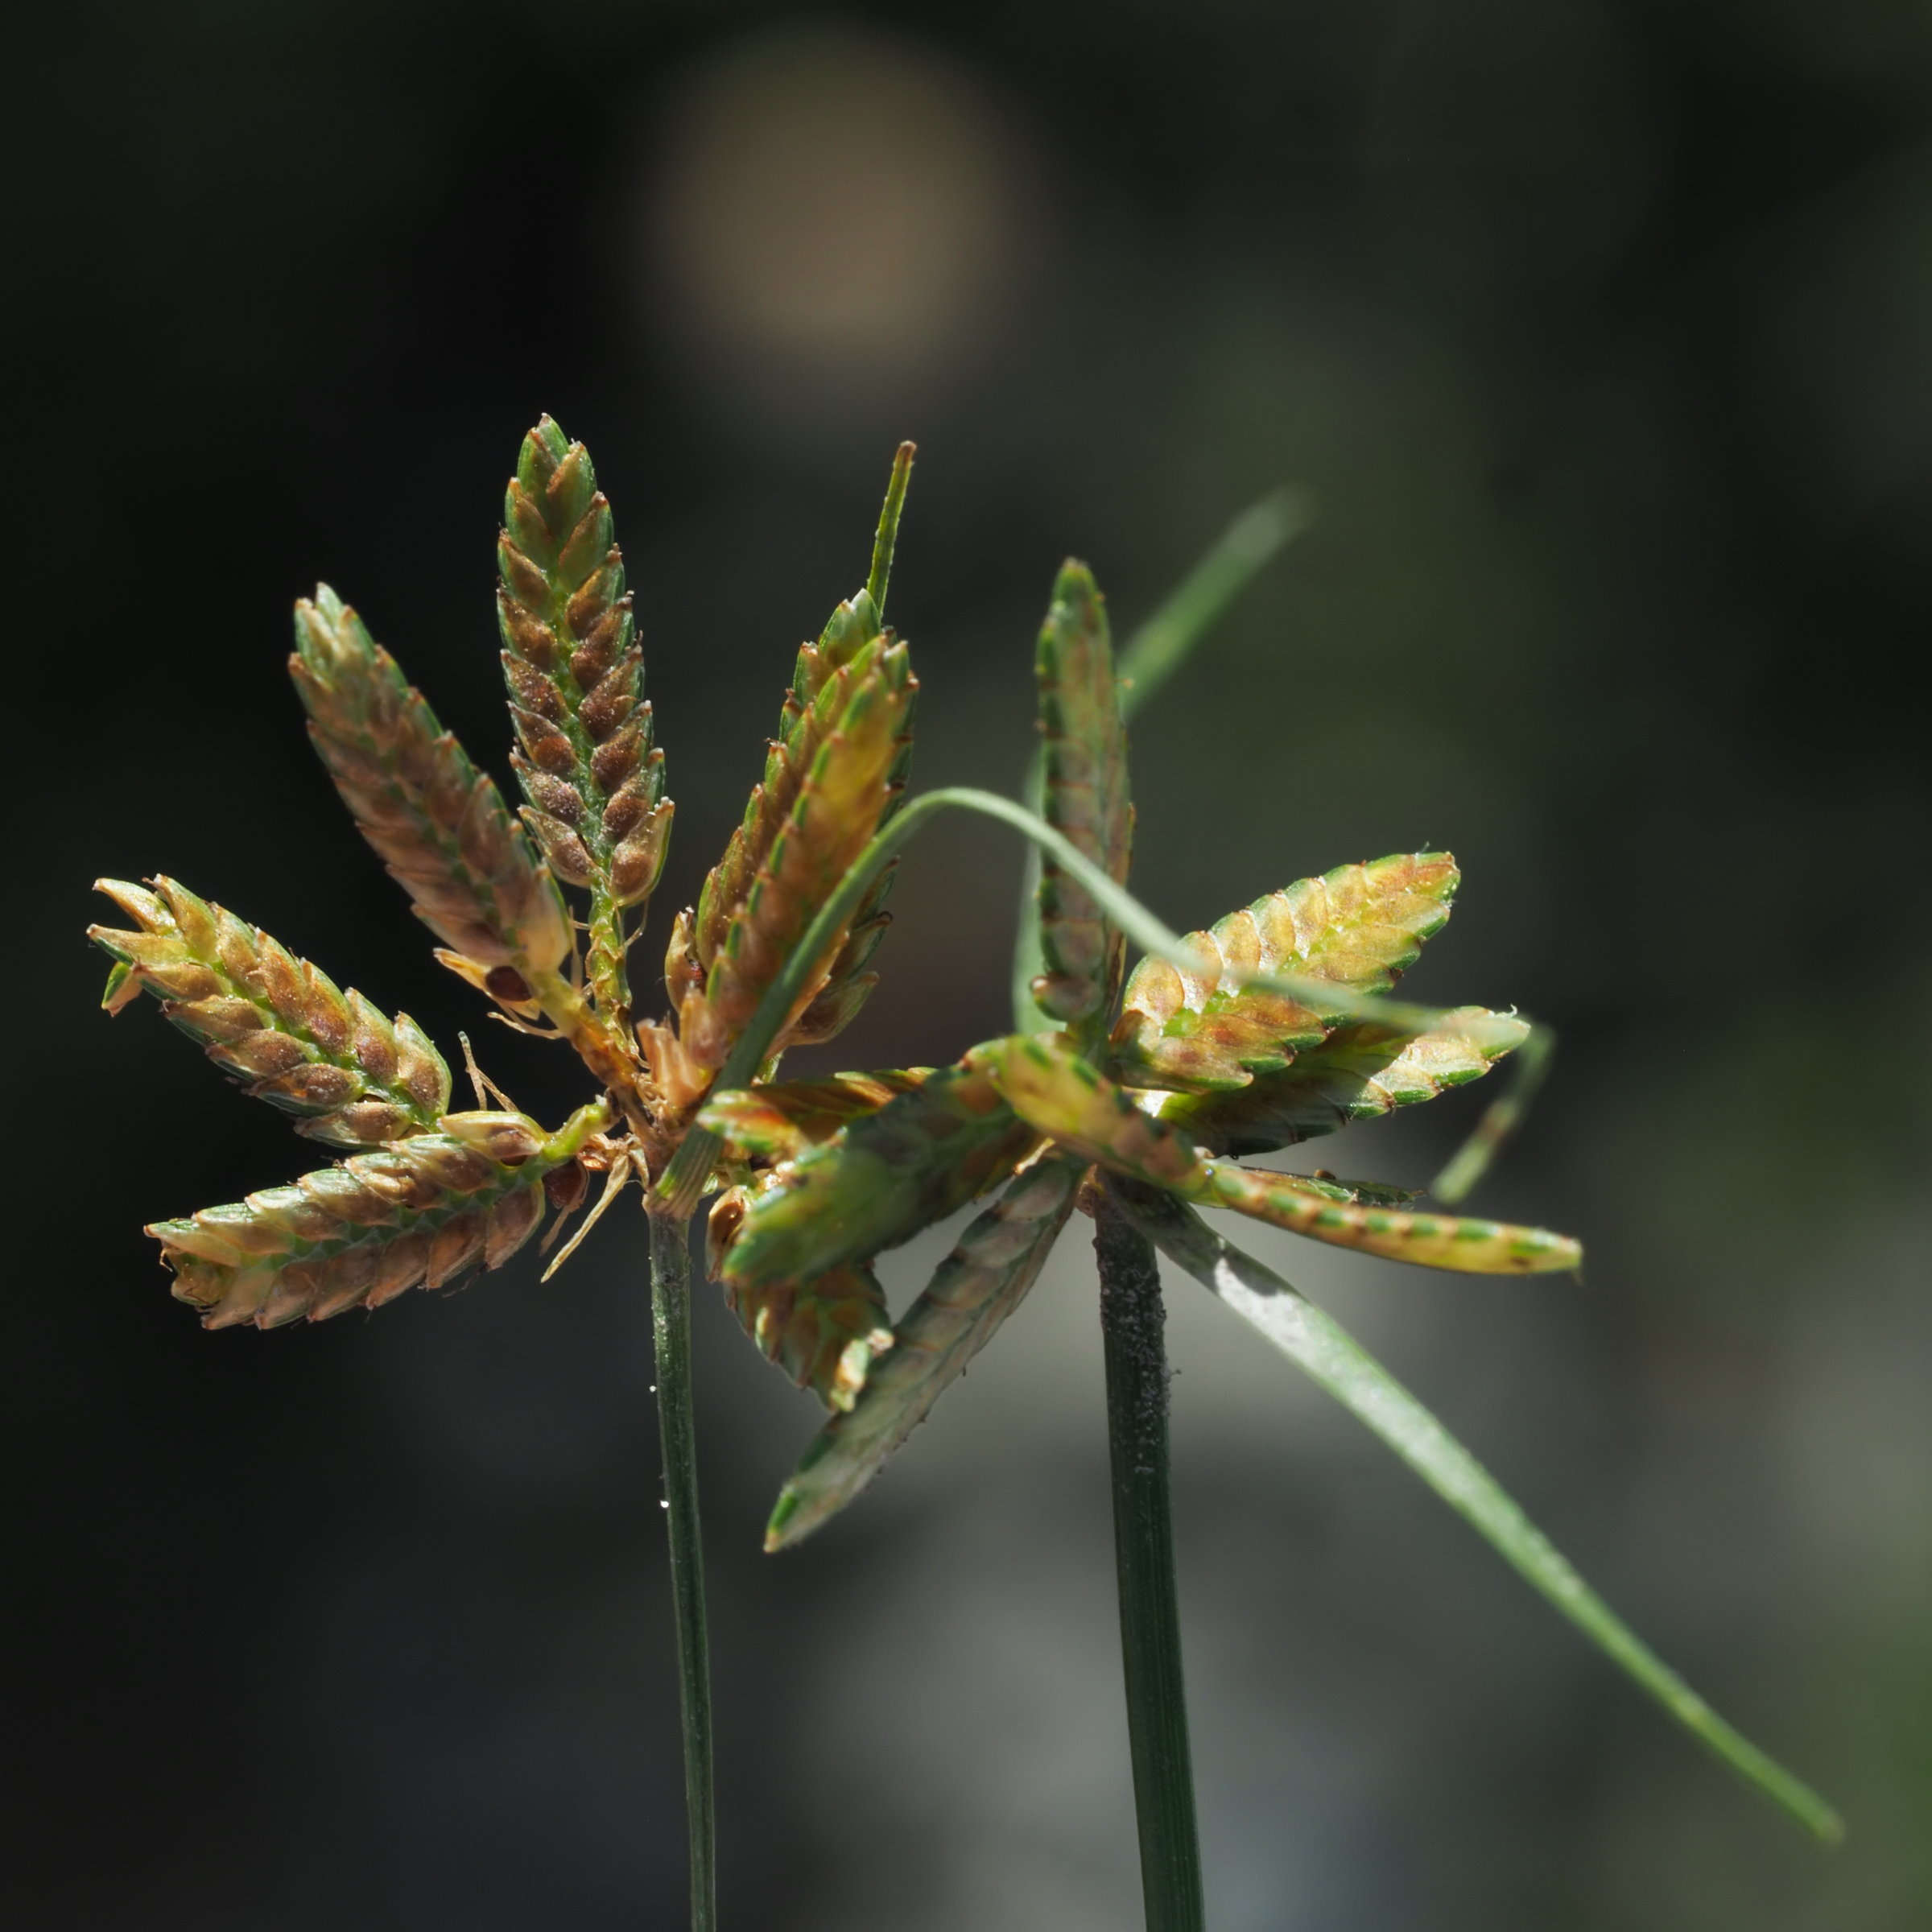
1093, 1183, 1206, 1932
648, 1208, 716, 1931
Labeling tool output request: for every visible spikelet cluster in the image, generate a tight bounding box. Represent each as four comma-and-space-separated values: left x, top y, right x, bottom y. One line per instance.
89, 877, 450, 1147
291, 585, 572, 985
497, 419, 672, 1008
153, 1104, 607, 1329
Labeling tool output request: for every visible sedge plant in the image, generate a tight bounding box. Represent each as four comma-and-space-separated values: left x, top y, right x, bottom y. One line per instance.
89, 420, 1839, 1930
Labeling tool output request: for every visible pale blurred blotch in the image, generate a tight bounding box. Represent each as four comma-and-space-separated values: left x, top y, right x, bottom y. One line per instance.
643, 27, 1035, 439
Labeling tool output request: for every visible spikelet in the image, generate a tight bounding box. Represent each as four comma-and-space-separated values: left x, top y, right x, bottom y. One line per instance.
688, 447, 918, 1057
497, 418, 673, 1013
698, 1071, 928, 1162
704, 1189, 894, 1413
708, 1055, 1038, 1294
289, 585, 572, 987
89, 877, 452, 1148
1159, 1009, 1530, 1157
681, 636, 917, 1071
982, 1033, 1579, 1277
151, 1102, 609, 1329
766, 1153, 1086, 1549
1033, 562, 1133, 1043
1109, 852, 1461, 1092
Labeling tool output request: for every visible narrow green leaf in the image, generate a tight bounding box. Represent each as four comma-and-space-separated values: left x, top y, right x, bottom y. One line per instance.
1115, 487, 1314, 723
1432, 1023, 1556, 1205
1111, 852, 1462, 1093
1160, 1007, 1527, 1158
1032, 562, 1133, 1043
766, 1153, 1086, 1550
1114, 1183, 1843, 1846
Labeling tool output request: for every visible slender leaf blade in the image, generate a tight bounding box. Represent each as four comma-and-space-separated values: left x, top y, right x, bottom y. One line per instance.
1114, 1183, 1843, 1845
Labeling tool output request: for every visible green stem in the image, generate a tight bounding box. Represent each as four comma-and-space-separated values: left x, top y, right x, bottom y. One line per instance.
648, 1208, 716, 1930
1095, 1184, 1207, 1931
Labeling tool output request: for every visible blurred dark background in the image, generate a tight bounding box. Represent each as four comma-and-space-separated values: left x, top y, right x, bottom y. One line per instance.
9, 2, 1931, 1926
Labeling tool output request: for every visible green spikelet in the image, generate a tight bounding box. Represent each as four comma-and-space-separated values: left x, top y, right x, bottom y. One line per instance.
1033, 562, 1133, 1045
698, 1071, 928, 1163
1109, 852, 1460, 1092
151, 1102, 609, 1329
708, 1055, 1039, 1294
1161, 1009, 1529, 1157
691, 447, 918, 1059
682, 638, 917, 1071
982, 1031, 1204, 1192
765, 1153, 1086, 1550
1197, 1162, 1580, 1274
89, 877, 452, 1148
984, 1033, 1580, 1277
497, 417, 673, 1016
290, 585, 572, 986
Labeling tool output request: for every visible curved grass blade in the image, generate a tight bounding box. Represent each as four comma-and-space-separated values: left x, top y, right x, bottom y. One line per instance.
1032, 562, 1133, 1044
151, 1101, 610, 1330
1113, 1181, 1843, 1846
1162, 1008, 1527, 1158
1111, 852, 1460, 1093
1114, 487, 1314, 724
90, 876, 451, 1148
1432, 1023, 1556, 1204
497, 416, 672, 1014
766, 1152, 1086, 1550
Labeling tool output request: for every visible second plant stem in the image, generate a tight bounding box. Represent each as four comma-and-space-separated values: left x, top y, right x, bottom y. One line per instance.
1094, 1183, 1207, 1932
649, 1207, 716, 1932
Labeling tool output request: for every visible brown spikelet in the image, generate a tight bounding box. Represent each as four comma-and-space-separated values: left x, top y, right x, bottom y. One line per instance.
289, 584, 572, 980
89, 877, 452, 1148
149, 1102, 609, 1329
682, 638, 917, 1071
704, 1180, 894, 1411
497, 418, 673, 1014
